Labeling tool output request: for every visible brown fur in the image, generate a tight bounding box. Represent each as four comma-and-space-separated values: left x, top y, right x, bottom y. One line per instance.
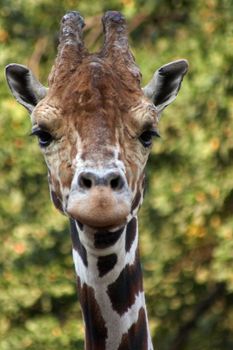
28, 11, 159, 229
32, 54, 157, 227
77, 277, 108, 350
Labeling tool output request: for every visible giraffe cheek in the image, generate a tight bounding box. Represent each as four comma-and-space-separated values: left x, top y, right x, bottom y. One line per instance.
59, 163, 73, 190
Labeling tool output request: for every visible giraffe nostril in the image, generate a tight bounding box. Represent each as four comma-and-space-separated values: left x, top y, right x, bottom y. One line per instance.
110, 175, 124, 191
82, 178, 92, 189
77, 170, 126, 191
78, 173, 93, 189
110, 177, 119, 190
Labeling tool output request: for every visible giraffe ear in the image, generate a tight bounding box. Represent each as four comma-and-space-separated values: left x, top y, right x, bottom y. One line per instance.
143, 59, 188, 114
5, 64, 48, 113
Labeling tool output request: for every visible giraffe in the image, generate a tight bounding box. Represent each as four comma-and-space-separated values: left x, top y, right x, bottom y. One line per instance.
5, 11, 188, 350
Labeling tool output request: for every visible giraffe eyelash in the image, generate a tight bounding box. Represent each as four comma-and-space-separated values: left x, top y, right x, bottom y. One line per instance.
139, 128, 160, 148
30, 127, 54, 147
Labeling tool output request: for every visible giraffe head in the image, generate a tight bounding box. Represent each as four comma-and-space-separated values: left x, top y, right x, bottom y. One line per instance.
5, 11, 188, 230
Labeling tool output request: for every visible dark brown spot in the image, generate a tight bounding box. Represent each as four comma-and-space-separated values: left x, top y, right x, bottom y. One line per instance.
94, 228, 124, 249
117, 308, 148, 350
69, 218, 88, 267
107, 251, 143, 315
77, 277, 107, 350
131, 191, 141, 212
125, 217, 137, 252
51, 190, 63, 212
97, 254, 118, 277
142, 175, 146, 197
76, 220, 83, 230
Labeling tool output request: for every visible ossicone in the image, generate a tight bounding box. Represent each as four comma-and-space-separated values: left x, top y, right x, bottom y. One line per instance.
100, 11, 141, 82
49, 10, 141, 86
49, 11, 88, 85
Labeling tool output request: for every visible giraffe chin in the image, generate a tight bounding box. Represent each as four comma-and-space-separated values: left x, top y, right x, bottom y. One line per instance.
66, 187, 131, 229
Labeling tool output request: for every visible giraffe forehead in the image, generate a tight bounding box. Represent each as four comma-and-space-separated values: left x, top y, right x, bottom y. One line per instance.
33, 59, 157, 163
35, 56, 156, 124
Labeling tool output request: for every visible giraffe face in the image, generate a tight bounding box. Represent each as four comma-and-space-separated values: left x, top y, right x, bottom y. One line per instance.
5, 11, 188, 229
31, 58, 159, 229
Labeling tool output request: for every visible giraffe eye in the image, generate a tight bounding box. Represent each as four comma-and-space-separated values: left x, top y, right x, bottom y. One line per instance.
139, 129, 160, 148
31, 128, 53, 147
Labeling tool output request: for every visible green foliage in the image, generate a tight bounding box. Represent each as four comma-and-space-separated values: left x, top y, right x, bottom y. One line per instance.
1, 1, 233, 349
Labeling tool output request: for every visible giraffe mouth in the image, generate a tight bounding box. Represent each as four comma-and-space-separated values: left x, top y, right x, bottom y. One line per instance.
66, 186, 132, 229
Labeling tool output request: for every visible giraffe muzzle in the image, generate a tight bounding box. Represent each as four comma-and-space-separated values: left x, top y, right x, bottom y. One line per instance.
66, 169, 132, 229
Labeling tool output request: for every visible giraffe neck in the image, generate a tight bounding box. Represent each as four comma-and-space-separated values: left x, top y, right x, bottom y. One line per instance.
69, 217, 153, 350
